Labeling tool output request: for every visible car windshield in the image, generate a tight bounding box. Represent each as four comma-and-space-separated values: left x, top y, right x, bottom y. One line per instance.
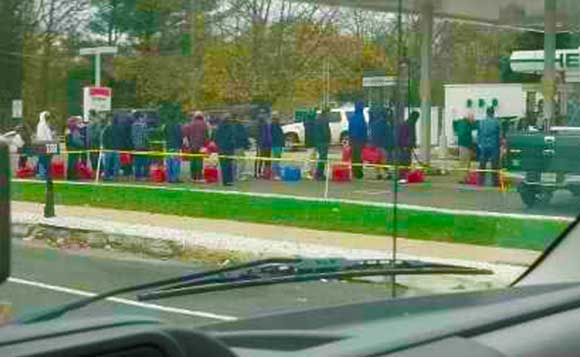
1, 0, 580, 328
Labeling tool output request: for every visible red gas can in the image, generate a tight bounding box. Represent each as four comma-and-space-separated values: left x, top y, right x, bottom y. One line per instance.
50, 160, 65, 179
332, 163, 351, 182
406, 170, 425, 184
150, 165, 166, 183
204, 165, 219, 183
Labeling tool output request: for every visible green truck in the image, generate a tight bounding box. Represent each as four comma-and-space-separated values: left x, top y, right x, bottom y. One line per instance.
506, 127, 580, 207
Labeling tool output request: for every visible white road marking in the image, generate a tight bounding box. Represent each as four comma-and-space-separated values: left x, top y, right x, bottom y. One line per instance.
8, 277, 237, 322
14, 178, 575, 222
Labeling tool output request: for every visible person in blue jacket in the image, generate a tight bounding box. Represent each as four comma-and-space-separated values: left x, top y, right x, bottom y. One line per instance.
348, 101, 367, 179
477, 106, 501, 186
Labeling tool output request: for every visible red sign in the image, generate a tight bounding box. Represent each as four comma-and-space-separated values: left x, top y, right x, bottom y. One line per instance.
89, 87, 112, 97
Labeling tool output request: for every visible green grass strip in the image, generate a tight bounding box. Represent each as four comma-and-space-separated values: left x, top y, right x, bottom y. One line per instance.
11, 181, 568, 251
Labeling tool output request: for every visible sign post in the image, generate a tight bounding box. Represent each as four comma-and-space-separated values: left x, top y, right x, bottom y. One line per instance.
79, 46, 117, 121
32, 142, 60, 218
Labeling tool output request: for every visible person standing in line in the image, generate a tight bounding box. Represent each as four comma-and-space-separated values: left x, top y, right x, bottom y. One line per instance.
131, 114, 150, 181
87, 114, 103, 174
182, 111, 208, 182
233, 115, 250, 181
302, 109, 317, 179
65, 117, 83, 180
101, 113, 122, 181
119, 113, 135, 177
164, 114, 183, 183
348, 101, 367, 179
256, 111, 273, 178
369, 106, 388, 180
395, 111, 419, 182
15, 122, 32, 170
35, 111, 54, 179
477, 107, 501, 187
216, 114, 236, 186
453, 112, 475, 183
270, 113, 285, 180
314, 107, 331, 181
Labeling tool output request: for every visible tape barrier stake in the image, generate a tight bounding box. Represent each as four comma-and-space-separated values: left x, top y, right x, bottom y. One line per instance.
94, 146, 103, 184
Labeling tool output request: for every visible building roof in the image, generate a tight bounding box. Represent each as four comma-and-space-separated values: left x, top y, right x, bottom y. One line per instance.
307, 0, 579, 32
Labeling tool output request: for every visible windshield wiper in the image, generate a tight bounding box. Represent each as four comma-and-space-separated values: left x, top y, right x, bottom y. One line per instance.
136, 258, 492, 301
16, 257, 491, 325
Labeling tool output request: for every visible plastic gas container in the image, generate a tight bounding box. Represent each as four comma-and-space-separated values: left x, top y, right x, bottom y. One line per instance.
75, 161, 93, 180
342, 145, 352, 162
50, 159, 65, 179
406, 170, 425, 184
204, 165, 219, 183
332, 163, 351, 182
150, 164, 166, 183
16, 165, 35, 178
362, 146, 383, 164
281, 165, 301, 182
120, 153, 132, 166
466, 171, 480, 186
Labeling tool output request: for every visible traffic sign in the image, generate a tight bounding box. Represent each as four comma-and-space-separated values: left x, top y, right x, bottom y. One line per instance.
362, 76, 397, 88
12, 100, 22, 118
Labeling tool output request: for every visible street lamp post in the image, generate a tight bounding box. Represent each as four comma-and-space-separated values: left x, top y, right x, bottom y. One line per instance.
79, 46, 118, 87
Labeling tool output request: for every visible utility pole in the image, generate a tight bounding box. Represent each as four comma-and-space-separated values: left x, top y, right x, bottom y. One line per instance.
79, 46, 118, 87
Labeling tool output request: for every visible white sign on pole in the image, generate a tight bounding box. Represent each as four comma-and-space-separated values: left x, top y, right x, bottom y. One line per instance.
83, 87, 112, 121
79, 46, 118, 56
362, 76, 397, 88
12, 100, 22, 118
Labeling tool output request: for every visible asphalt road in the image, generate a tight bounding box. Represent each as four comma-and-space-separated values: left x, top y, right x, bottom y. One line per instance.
0, 240, 410, 328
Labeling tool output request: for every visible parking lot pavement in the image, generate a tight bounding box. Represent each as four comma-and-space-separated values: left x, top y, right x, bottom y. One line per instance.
1, 241, 409, 327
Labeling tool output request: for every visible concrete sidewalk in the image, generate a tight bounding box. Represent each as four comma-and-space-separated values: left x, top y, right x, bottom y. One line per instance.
12, 201, 538, 267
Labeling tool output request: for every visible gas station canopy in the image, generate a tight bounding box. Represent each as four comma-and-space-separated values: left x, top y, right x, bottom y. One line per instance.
308, 0, 579, 32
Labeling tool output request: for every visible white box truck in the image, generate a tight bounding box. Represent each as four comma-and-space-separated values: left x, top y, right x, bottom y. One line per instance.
444, 83, 528, 147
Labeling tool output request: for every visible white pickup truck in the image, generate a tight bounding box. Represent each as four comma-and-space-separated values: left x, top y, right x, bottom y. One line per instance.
282, 108, 369, 147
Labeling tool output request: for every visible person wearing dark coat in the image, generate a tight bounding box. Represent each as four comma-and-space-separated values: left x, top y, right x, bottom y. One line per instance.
302, 109, 317, 178
119, 114, 134, 176
65, 117, 83, 180
271, 114, 285, 179
255, 111, 273, 179
348, 101, 367, 179
182, 112, 208, 181
216, 115, 236, 186
396, 110, 420, 182
102, 113, 124, 180
130, 114, 150, 180
314, 108, 331, 180
369, 106, 388, 180
233, 116, 250, 180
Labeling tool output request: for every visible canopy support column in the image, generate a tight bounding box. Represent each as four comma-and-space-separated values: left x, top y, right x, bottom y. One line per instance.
420, 0, 433, 164
543, 0, 557, 130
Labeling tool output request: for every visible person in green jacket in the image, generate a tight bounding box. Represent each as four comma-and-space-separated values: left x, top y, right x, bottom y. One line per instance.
453, 112, 475, 183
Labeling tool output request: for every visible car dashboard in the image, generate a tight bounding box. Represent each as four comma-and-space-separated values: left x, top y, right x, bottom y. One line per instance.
2, 283, 580, 356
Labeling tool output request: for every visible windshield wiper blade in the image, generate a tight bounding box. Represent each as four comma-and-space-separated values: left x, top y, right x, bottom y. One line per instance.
16, 257, 491, 324
137, 258, 492, 302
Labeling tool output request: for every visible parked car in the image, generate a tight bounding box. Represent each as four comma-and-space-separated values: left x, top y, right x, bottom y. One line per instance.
282, 108, 370, 148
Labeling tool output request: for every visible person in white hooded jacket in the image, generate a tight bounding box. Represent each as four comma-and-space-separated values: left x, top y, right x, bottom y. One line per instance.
36, 111, 54, 179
